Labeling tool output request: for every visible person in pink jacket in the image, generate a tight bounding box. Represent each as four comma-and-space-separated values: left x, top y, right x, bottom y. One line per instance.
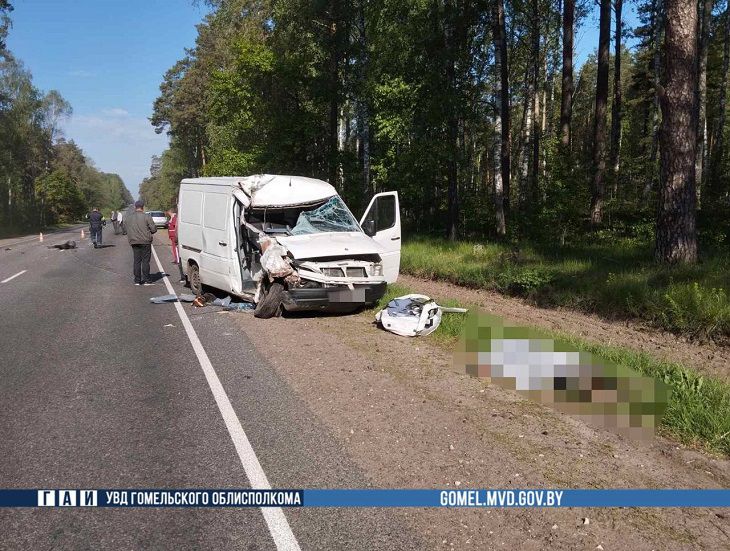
167, 207, 185, 283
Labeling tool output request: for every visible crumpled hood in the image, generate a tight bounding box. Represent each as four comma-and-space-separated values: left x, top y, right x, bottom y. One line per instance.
276, 232, 381, 260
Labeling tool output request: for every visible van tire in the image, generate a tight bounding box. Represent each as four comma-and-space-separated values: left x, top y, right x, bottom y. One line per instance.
188, 263, 203, 296
254, 280, 284, 319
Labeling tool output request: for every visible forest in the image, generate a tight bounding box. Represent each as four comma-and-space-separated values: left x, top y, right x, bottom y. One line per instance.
0, 1, 132, 236
143, 0, 730, 267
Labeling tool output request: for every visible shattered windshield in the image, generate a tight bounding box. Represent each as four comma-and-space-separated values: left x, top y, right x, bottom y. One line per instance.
290, 196, 362, 235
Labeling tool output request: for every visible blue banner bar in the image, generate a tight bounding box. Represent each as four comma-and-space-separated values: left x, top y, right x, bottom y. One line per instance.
305, 489, 730, 508
0, 489, 727, 508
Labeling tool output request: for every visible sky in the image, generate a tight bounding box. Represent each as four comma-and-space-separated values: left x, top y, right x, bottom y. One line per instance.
6, 0, 209, 197
6, 1, 637, 199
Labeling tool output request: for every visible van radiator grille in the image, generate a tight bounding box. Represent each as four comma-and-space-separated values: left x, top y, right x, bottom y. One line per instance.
346, 267, 367, 278
322, 267, 344, 277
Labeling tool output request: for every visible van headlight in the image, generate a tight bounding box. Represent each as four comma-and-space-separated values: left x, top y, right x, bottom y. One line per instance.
371, 263, 383, 277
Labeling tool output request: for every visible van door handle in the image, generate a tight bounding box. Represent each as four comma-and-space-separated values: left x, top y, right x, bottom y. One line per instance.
218, 241, 228, 246
390, 236, 401, 241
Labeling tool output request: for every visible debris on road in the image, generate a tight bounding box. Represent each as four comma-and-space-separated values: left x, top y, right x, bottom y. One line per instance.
193, 293, 226, 307
224, 301, 255, 312
47, 240, 77, 250
151, 292, 253, 311
375, 294, 467, 337
150, 293, 197, 304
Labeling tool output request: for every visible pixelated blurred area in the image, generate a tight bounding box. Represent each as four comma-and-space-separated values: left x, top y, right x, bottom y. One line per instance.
454, 312, 670, 440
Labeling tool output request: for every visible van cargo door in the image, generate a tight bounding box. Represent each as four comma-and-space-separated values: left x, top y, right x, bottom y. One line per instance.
359, 191, 401, 282
201, 192, 231, 289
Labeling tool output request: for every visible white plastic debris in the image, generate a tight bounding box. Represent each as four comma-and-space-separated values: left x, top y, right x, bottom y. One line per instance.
375, 294, 467, 337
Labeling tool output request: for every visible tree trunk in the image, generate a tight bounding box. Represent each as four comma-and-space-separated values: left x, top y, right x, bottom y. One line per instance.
656, 0, 698, 263
520, 68, 533, 209
356, 1, 371, 206
444, 0, 459, 241
493, 0, 511, 224
590, 0, 611, 225
609, 0, 623, 197
695, 0, 711, 202
328, 9, 341, 189
360, 100, 371, 200
530, 4, 540, 212
493, 111, 506, 236
711, 5, 730, 196
560, 0, 574, 147
647, 0, 664, 198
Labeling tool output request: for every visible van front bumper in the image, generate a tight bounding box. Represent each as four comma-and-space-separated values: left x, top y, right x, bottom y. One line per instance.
282, 282, 387, 312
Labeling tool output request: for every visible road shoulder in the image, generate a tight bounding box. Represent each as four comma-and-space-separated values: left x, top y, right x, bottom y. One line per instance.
229, 308, 729, 550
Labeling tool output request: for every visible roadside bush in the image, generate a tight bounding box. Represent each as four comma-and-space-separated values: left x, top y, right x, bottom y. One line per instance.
495, 267, 553, 296
659, 283, 730, 340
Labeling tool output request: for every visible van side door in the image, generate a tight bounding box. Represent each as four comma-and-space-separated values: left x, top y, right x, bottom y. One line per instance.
359, 191, 401, 282
177, 187, 204, 270
201, 191, 232, 290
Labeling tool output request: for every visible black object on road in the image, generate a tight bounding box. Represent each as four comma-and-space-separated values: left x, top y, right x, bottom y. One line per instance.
48, 240, 77, 250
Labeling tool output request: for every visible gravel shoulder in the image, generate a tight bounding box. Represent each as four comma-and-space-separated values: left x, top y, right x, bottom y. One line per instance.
229, 293, 730, 549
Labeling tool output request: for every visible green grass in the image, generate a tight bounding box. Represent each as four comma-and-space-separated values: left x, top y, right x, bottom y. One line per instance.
0, 221, 82, 240
401, 236, 730, 342
371, 284, 730, 457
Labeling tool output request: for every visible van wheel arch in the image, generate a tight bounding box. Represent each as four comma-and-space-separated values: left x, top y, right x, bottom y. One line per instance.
187, 261, 203, 296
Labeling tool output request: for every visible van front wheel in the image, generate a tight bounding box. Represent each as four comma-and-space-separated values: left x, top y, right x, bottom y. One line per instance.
188, 263, 203, 296
254, 280, 284, 319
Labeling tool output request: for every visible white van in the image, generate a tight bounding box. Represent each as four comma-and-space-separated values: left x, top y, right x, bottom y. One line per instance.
176, 174, 401, 317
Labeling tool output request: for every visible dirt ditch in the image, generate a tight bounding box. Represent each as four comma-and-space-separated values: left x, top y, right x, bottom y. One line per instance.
399, 274, 730, 382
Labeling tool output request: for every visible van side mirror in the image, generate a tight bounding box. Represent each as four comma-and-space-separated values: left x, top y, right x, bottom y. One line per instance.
363, 219, 376, 236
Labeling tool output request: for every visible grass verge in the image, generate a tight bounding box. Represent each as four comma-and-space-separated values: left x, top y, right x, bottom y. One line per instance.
372, 283, 730, 457
0, 222, 81, 241
401, 237, 730, 342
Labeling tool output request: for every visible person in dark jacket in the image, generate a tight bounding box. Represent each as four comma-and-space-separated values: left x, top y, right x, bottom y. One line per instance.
126, 200, 157, 285
87, 207, 105, 248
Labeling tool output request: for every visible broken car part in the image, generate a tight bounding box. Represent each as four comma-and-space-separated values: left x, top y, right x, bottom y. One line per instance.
375, 294, 468, 337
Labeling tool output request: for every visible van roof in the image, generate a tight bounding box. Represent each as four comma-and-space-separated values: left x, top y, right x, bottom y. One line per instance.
180, 174, 337, 207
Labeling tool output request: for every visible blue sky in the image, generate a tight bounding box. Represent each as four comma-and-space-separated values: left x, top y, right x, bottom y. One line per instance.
7, 1, 637, 198
7, 0, 208, 197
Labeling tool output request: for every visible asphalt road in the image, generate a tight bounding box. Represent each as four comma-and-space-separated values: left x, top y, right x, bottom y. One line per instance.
0, 227, 423, 550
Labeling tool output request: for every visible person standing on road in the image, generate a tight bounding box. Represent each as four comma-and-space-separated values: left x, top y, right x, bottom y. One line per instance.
118, 208, 126, 235
126, 200, 157, 286
87, 207, 105, 249
167, 206, 186, 283
111, 210, 119, 235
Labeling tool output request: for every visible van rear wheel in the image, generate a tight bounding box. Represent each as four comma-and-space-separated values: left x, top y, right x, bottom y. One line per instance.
254, 280, 284, 319
188, 263, 203, 296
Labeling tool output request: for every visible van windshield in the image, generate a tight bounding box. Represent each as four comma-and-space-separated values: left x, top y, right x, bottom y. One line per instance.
290, 196, 361, 235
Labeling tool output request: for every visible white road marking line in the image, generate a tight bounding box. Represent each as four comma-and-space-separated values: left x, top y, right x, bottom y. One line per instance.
151, 247, 301, 551
1, 270, 26, 284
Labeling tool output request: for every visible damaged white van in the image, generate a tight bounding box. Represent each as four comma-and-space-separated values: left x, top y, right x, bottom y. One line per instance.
176, 175, 401, 318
